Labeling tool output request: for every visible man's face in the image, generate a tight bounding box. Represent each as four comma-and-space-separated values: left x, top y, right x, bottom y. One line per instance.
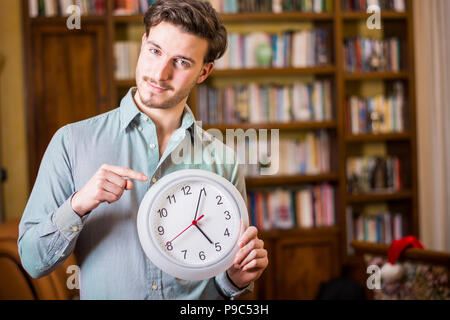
135, 21, 213, 110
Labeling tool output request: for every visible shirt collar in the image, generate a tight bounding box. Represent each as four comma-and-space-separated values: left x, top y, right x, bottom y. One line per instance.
119, 87, 195, 133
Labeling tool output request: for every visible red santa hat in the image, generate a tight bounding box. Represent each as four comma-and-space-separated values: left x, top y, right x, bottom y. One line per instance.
380, 236, 424, 283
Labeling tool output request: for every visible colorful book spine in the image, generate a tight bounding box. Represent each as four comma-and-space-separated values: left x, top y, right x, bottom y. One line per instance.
197, 80, 333, 125
342, 0, 405, 12
346, 156, 402, 194
343, 37, 402, 73
208, 0, 332, 13
247, 184, 335, 231
114, 41, 141, 80
346, 207, 404, 245
29, 0, 107, 17
216, 29, 330, 70
347, 81, 405, 134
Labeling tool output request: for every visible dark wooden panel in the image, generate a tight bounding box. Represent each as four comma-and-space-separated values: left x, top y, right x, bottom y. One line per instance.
275, 236, 339, 299
29, 24, 109, 185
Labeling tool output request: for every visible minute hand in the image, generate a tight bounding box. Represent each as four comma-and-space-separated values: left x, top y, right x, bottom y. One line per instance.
193, 188, 206, 221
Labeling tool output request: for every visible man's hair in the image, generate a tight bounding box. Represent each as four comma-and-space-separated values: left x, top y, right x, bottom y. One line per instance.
143, 0, 228, 63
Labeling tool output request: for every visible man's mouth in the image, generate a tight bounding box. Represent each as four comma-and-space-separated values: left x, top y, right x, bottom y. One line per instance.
145, 80, 171, 93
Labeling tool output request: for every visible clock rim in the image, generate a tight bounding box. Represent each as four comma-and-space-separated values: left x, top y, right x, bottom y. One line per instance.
137, 169, 249, 281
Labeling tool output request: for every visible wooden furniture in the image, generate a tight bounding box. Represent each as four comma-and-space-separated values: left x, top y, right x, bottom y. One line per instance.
21, 0, 418, 299
0, 219, 79, 299
351, 241, 450, 300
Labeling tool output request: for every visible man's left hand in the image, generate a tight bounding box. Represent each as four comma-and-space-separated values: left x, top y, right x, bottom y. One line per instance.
227, 226, 268, 289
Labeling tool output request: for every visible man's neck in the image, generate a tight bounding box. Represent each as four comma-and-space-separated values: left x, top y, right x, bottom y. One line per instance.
133, 89, 185, 136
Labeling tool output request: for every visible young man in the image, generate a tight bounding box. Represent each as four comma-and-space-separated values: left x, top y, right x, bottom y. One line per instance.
18, 0, 268, 299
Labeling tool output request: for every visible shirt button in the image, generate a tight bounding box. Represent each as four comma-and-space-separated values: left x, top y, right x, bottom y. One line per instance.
138, 126, 143, 132
152, 177, 157, 183
150, 144, 156, 149
71, 226, 79, 232
143, 116, 149, 122
152, 284, 158, 291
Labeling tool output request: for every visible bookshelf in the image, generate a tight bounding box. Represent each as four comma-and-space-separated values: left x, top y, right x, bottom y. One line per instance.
22, 0, 418, 300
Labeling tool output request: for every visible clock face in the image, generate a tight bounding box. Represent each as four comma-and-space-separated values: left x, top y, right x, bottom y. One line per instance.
137, 170, 248, 280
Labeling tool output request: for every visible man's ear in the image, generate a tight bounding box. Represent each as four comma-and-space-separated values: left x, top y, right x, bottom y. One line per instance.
197, 62, 214, 84
141, 33, 147, 47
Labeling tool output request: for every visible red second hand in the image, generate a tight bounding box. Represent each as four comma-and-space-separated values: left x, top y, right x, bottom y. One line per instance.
165, 214, 204, 247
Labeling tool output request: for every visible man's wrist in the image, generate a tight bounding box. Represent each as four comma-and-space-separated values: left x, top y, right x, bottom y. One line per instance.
226, 270, 249, 290
70, 192, 91, 217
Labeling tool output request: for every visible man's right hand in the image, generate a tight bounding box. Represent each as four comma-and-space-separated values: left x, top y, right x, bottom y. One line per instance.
71, 164, 148, 217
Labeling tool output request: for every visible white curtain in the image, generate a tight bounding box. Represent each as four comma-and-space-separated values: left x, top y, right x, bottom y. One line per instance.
414, 0, 450, 251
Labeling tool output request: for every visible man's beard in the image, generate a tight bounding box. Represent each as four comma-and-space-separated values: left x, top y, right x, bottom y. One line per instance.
138, 77, 197, 110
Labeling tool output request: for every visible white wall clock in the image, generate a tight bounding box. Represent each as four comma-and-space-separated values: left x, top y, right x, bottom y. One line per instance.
137, 169, 249, 281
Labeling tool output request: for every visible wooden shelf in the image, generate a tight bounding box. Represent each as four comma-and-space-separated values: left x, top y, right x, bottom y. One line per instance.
246, 173, 339, 188
346, 190, 413, 203
30, 15, 106, 24
113, 14, 143, 23
212, 66, 336, 77
341, 11, 408, 20
345, 132, 411, 142
113, 12, 335, 24
261, 225, 340, 239
202, 121, 337, 132
220, 12, 334, 22
344, 71, 409, 80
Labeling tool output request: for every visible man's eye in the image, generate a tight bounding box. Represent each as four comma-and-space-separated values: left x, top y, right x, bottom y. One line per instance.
150, 48, 160, 55
176, 59, 190, 68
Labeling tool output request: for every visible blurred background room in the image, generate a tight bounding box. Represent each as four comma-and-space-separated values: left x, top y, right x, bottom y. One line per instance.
0, 0, 449, 300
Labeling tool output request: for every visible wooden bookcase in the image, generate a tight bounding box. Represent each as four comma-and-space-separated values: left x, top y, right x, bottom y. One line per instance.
22, 0, 418, 300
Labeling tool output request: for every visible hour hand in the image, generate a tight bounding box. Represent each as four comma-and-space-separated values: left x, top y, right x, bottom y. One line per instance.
194, 224, 213, 244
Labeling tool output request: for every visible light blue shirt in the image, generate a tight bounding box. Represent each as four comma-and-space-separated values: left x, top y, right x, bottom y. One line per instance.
18, 88, 252, 300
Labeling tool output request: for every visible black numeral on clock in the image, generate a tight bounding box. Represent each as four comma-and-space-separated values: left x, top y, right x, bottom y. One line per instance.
199, 251, 206, 261
157, 226, 164, 235
158, 208, 168, 218
224, 228, 230, 237
215, 242, 222, 252
181, 185, 192, 195
216, 195, 223, 205
167, 194, 176, 204
224, 211, 231, 220
181, 250, 187, 260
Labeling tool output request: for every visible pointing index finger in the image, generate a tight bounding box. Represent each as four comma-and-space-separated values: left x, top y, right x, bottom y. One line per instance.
103, 164, 148, 181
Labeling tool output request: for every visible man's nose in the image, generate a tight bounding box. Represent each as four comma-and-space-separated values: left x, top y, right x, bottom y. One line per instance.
154, 58, 172, 82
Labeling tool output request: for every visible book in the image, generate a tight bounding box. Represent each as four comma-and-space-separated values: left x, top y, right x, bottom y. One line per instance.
247, 183, 335, 230
346, 207, 404, 245
29, 0, 107, 17
346, 81, 405, 134
114, 41, 141, 80
239, 131, 331, 177
197, 80, 333, 125
342, 0, 405, 12
216, 29, 330, 70
343, 37, 402, 73
346, 156, 402, 194
208, 0, 332, 13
